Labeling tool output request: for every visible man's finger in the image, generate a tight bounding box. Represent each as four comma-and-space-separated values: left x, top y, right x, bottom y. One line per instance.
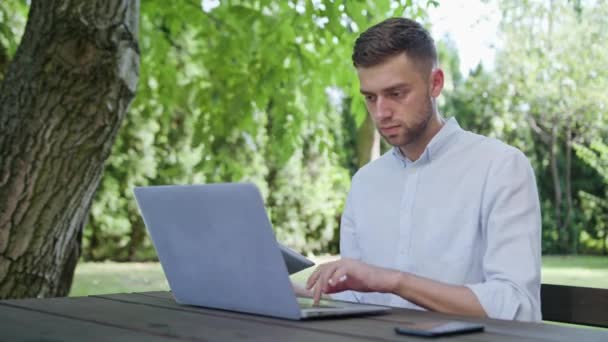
319, 263, 341, 294
328, 267, 348, 288
312, 277, 323, 305
312, 262, 340, 305
292, 281, 311, 298
306, 260, 337, 289
306, 267, 322, 290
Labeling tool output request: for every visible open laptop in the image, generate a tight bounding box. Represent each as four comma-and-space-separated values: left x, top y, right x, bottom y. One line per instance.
133, 183, 390, 320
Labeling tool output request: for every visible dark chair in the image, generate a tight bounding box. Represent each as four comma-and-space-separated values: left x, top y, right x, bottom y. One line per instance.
541, 283, 608, 328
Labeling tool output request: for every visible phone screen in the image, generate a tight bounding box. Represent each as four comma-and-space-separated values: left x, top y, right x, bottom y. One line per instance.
394, 321, 485, 337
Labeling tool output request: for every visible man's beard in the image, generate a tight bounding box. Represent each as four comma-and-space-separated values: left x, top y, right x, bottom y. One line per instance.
379, 97, 434, 148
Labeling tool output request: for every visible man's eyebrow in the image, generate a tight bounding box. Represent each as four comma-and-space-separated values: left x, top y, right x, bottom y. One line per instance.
382, 83, 410, 92
360, 83, 410, 95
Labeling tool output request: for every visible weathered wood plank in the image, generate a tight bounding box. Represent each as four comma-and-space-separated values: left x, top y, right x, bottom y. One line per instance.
0, 302, 177, 341
4, 291, 606, 342
138, 291, 608, 341
3, 296, 364, 342
373, 309, 608, 342
102, 291, 560, 342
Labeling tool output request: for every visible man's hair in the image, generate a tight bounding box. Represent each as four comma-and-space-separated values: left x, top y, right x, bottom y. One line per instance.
352, 17, 437, 69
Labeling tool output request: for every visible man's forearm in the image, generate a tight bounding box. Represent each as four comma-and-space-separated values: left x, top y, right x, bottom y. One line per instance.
387, 270, 487, 318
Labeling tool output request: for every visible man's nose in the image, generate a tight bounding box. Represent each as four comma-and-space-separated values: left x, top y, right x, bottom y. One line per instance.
374, 96, 392, 120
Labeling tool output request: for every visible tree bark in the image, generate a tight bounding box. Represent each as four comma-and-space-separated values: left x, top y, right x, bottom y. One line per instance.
0, 0, 140, 299
565, 120, 575, 254
356, 114, 380, 168
549, 121, 564, 251
602, 219, 608, 255
127, 219, 145, 261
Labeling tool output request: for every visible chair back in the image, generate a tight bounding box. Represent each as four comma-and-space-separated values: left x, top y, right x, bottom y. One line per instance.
541, 283, 608, 328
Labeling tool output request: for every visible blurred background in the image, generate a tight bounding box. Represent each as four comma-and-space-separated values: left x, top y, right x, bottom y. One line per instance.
1, 0, 606, 295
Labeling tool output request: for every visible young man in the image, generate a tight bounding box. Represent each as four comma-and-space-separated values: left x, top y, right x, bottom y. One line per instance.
305, 18, 542, 321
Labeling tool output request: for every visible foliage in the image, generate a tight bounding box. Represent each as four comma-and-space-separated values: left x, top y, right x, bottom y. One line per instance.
0, 0, 28, 80
441, 0, 608, 254
574, 141, 608, 254
84, 0, 434, 260
4, 0, 607, 258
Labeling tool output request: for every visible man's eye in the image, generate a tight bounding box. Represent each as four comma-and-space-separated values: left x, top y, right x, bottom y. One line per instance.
391, 91, 401, 97
365, 95, 376, 102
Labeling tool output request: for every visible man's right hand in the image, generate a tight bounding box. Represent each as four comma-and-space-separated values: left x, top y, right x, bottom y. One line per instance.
291, 281, 313, 298
305, 257, 400, 305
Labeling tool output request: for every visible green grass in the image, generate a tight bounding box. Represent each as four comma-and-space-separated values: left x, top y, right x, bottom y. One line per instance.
69, 262, 169, 297
70, 255, 608, 296
541, 255, 608, 289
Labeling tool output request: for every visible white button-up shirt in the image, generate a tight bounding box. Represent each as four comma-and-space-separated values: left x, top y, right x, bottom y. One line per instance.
333, 118, 542, 321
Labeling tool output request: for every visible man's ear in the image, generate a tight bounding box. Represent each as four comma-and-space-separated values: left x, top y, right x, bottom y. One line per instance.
429, 68, 444, 98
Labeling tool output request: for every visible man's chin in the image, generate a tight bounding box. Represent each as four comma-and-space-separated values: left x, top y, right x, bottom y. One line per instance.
382, 134, 409, 147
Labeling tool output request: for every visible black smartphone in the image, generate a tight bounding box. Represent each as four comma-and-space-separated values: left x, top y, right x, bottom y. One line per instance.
394, 320, 485, 338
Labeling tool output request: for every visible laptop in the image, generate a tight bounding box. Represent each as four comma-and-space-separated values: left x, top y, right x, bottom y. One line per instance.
133, 182, 390, 320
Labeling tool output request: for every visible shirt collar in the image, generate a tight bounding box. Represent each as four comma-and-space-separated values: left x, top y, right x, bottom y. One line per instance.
391, 117, 462, 167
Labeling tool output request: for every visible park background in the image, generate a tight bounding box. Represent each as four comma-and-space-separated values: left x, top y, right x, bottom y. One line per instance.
0, 0, 607, 298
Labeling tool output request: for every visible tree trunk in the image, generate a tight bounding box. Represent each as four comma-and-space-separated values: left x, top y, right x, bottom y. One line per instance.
602, 221, 608, 255
549, 121, 565, 251
127, 219, 145, 261
565, 120, 576, 254
0, 0, 140, 299
356, 114, 380, 168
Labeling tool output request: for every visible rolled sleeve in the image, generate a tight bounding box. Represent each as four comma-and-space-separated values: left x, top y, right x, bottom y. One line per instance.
467, 149, 542, 321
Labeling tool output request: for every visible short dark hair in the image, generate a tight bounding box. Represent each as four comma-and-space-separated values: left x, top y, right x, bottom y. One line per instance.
352, 17, 437, 69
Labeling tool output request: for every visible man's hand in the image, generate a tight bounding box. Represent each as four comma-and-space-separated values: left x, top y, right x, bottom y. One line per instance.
305, 258, 399, 305
291, 281, 313, 298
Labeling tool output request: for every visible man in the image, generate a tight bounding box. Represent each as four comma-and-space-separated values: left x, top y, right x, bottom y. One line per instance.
304, 18, 542, 321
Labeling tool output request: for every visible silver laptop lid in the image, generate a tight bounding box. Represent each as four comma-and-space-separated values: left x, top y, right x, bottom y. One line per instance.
133, 183, 302, 320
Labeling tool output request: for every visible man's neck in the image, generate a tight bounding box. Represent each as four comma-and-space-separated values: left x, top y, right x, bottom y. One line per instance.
398, 114, 445, 162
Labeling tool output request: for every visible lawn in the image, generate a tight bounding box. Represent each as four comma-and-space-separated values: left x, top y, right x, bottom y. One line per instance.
69, 255, 608, 296
69, 262, 169, 297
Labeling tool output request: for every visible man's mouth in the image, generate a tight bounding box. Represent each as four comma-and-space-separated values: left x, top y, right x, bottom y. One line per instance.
380, 125, 400, 135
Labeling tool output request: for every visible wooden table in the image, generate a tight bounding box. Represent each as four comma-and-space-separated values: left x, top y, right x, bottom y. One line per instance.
1, 291, 606, 341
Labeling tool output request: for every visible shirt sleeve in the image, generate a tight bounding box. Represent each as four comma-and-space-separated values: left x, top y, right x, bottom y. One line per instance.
465, 149, 542, 321
330, 185, 363, 303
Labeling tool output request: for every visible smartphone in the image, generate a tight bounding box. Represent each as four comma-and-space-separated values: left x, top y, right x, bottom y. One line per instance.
394, 320, 484, 337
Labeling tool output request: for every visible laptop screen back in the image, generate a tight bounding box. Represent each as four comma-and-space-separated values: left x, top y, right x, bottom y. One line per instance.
133, 183, 301, 319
